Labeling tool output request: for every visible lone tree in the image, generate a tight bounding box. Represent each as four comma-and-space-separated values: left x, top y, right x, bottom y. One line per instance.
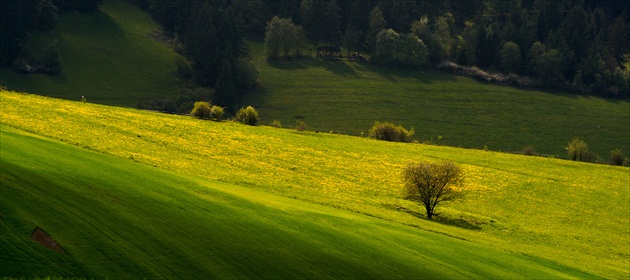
403, 161, 464, 219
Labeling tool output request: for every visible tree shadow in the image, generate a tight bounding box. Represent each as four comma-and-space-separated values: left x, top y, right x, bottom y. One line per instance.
268, 57, 360, 78
389, 204, 483, 230
349, 60, 458, 83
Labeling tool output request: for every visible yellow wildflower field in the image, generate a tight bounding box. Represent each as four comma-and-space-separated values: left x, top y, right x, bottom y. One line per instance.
1, 90, 628, 278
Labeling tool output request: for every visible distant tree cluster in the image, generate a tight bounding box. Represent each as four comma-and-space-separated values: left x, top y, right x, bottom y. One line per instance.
1, 0, 101, 70
246, 0, 629, 96
264, 16, 306, 60
136, 0, 258, 113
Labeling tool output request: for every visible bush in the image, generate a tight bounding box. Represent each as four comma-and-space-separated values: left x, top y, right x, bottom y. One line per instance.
210, 105, 224, 121
522, 146, 537, 156
368, 122, 414, 142
235, 106, 259, 125
271, 120, 282, 128
581, 151, 601, 163
191, 101, 212, 119
566, 138, 588, 161
295, 120, 307, 131
609, 149, 627, 166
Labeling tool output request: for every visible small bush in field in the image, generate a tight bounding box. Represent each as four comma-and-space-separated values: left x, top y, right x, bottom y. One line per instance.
295, 120, 307, 131
609, 149, 627, 166
235, 106, 259, 125
581, 151, 600, 163
523, 146, 537, 156
191, 101, 212, 119
271, 120, 282, 128
566, 138, 589, 161
210, 105, 224, 121
368, 122, 414, 142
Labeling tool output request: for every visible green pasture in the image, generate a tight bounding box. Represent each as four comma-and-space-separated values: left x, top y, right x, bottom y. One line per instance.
1, 125, 601, 279
1, 91, 628, 278
245, 42, 630, 157
0, 0, 184, 107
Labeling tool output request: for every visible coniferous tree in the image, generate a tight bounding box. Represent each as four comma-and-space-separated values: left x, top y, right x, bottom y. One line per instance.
322, 0, 341, 46
366, 6, 387, 50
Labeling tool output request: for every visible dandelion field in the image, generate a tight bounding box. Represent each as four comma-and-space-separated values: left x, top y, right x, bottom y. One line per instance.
1, 124, 603, 279
1, 90, 628, 278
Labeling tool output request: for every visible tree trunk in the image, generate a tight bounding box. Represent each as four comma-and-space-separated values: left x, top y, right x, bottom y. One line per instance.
425, 204, 433, 219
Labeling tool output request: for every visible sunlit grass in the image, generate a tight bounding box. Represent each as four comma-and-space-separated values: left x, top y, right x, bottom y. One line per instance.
1, 90, 628, 278
1, 125, 601, 279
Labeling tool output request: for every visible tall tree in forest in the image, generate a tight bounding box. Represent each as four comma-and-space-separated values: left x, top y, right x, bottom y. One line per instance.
343, 24, 362, 57
322, 0, 341, 46
606, 16, 630, 69
499, 41, 522, 74
0, 0, 29, 66
367, 6, 387, 50
300, 0, 327, 47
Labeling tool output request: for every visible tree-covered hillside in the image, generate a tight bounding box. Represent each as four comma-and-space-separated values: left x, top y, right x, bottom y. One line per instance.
140, 0, 629, 96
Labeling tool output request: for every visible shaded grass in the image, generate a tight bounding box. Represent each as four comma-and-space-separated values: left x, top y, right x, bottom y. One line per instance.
246, 42, 630, 157
0, 0, 184, 107
1, 90, 628, 278
0, 126, 600, 279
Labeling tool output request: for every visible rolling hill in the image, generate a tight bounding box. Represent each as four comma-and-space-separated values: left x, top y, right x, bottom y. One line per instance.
1, 90, 628, 278
0, 0, 184, 107
0, 124, 600, 279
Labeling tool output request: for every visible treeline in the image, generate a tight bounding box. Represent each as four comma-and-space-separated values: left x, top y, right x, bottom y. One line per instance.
220, 0, 630, 97
132, 0, 258, 112
0, 0, 102, 72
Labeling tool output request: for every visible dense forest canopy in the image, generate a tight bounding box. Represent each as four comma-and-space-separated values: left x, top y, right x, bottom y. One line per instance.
139, 0, 629, 97
2, 0, 629, 101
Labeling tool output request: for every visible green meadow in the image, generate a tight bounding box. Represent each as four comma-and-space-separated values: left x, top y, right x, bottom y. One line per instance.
1, 90, 628, 278
0, 124, 601, 279
246, 42, 630, 157
0, 0, 184, 107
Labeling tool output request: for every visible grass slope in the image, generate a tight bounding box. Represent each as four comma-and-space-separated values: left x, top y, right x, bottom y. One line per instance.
0, 125, 599, 279
0, 0, 183, 107
1, 90, 628, 278
0, 0, 626, 157
245, 42, 630, 157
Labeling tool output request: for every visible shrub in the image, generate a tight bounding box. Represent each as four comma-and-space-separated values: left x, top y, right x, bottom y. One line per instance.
581, 151, 601, 163
235, 106, 259, 125
271, 120, 282, 128
609, 149, 627, 166
210, 105, 224, 121
191, 101, 212, 119
522, 146, 537, 156
368, 122, 414, 142
566, 138, 588, 161
295, 120, 307, 131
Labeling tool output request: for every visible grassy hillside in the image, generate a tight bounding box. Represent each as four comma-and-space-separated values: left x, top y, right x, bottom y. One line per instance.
1, 125, 602, 279
1, 90, 628, 278
0, 0, 184, 107
0, 0, 625, 157
245, 42, 630, 157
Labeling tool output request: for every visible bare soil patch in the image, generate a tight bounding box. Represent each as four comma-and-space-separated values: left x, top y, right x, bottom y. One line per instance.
31, 227, 67, 254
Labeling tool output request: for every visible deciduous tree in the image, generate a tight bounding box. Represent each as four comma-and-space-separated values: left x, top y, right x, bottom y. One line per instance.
499, 41, 521, 74
403, 161, 464, 219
